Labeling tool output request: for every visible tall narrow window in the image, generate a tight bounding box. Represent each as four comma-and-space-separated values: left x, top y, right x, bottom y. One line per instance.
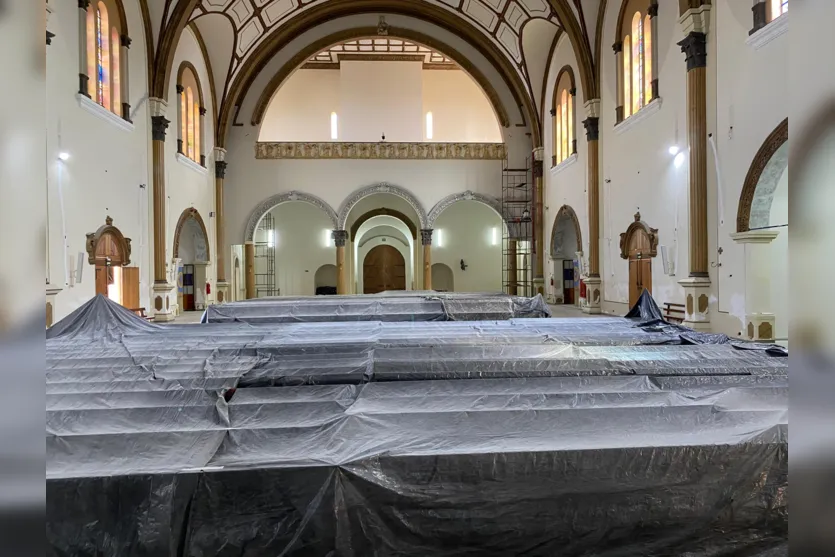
623, 35, 632, 118
561, 90, 568, 158
84, 0, 126, 117
111, 28, 121, 114
631, 12, 643, 116
552, 67, 575, 166
186, 87, 195, 159
643, 14, 652, 106
770, 0, 788, 21
97, 4, 111, 110
426, 112, 434, 140
177, 64, 205, 165
193, 101, 201, 163
330, 112, 338, 140
555, 105, 562, 162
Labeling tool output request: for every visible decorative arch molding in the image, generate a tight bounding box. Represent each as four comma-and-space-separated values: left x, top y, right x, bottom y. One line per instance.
549, 204, 583, 258
86, 216, 132, 266
619, 211, 658, 259
736, 118, 789, 233
251, 26, 511, 133
244, 191, 339, 242
338, 183, 428, 231
173, 207, 211, 261
427, 190, 507, 229
552, 65, 576, 109
176, 61, 205, 105
351, 208, 418, 240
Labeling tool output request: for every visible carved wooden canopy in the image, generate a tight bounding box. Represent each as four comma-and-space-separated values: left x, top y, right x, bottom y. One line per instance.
619, 211, 659, 259
86, 216, 132, 266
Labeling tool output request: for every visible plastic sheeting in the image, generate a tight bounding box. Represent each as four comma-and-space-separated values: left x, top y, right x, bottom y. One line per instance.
202, 292, 551, 323
46, 295, 788, 556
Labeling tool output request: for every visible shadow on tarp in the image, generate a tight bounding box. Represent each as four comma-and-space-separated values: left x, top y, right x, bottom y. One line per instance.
625, 289, 787, 357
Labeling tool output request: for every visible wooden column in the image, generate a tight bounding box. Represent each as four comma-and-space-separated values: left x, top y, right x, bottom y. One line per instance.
214, 148, 228, 302
333, 230, 348, 294
78, 0, 90, 96
679, 31, 709, 278
421, 229, 433, 291
245, 241, 256, 299
532, 148, 545, 296
582, 99, 602, 314
150, 104, 169, 284
508, 239, 518, 295
613, 41, 624, 124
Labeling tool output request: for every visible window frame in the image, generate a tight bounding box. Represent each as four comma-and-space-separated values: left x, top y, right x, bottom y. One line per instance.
615, 0, 658, 125
551, 65, 576, 168
83, 0, 128, 120
176, 62, 207, 167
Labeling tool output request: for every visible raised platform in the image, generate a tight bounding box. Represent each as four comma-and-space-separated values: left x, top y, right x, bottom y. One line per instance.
46, 293, 788, 556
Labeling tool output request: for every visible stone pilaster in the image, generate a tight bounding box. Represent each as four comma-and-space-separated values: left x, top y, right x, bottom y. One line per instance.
332, 230, 349, 295
582, 99, 602, 314
214, 148, 229, 303
421, 229, 433, 291
613, 41, 624, 124
120, 35, 132, 122
731, 230, 779, 341
532, 147, 545, 296
150, 98, 176, 321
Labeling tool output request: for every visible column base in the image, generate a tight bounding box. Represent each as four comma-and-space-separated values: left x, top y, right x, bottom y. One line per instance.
744, 313, 775, 342
679, 276, 712, 331
46, 285, 63, 328
216, 281, 230, 304
582, 277, 602, 314
152, 282, 177, 322
533, 277, 546, 297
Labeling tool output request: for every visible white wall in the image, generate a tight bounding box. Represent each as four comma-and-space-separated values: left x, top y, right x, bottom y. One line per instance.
433, 201, 502, 292
768, 167, 788, 342
46, 0, 152, 321
259, 63, 502, 143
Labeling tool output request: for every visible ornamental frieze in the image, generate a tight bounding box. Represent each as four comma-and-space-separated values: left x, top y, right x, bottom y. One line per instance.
255, 142, 507, 160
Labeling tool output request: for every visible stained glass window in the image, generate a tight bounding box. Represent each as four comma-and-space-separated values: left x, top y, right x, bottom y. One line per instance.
621, 7, 654, 122
771, 0, 788, 21
552, 70, 574, 166
644, 14, 652, 106
631, 12, 643, 115
555, 105, 562, 162
623, 35, 631, 118
111, 28, 121, 114
561, 89, 569, 160
186, 88, 195, 160
193, 102, 201, 163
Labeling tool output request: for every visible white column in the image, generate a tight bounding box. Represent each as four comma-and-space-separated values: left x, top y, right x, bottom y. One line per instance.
731, 230, 779, 340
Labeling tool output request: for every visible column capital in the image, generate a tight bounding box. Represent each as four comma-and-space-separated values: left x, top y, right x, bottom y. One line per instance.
199, 106, 207, 117
612, 41, 623, 54
678, 32, 707, 71
149, 97, 168, 118
78, 0, 91, 9
583, 117, 600, 141
120, 34, 132, 48
213, 147, 227, 162
648, 2, 658, 18
420, 229, 433, 246
584, 99, 601, 118
332, 230, 349, 247
151, 116, 170, 142
176, 84, 184, 95
215, 160, 228, 179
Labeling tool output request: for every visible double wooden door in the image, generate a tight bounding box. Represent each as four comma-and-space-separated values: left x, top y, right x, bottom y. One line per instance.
94, 264, 139, 309
628, 230, 653, 307
363, 245, 406, 294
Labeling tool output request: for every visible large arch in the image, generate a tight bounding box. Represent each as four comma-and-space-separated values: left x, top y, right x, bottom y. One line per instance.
427, 191, 507, 229
736, 118, 789, 233
251, 28, 511, 133
550, 205, 583, 258
337, 183, 428, 231
351, 208, 418, 241
173, 207, 211, 261
244, 191, 339, 242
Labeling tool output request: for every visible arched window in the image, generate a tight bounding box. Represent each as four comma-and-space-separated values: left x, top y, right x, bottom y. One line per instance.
770, 0, 788, 21
617, 0, 657, 122
551, 67, 576, 167
84, 0, 127, 118
177, 64, 206, 166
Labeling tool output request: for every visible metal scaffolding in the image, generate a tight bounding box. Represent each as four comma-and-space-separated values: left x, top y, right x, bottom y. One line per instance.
254, 212, 279, 298
501, 158, 533, 297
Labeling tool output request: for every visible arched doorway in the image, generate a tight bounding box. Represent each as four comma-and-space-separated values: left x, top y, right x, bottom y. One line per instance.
431, 263, 454, 292
314, 264, 338, 295
86, 216, 138, 309
550, 205, 583, 305
620, 212, 659, 307
173, 208, 210, 312
363, 245, 406, 294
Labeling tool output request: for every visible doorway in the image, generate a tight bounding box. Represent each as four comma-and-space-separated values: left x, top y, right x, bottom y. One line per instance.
88, 217, 138, 309
363, 245, 406, 294
620, 212, 658, 307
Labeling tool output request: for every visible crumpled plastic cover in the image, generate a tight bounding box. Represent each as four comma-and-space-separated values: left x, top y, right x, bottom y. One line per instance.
46, 295, 787, 556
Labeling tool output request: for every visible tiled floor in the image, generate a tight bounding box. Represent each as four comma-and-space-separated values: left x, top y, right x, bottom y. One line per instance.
547, 304, 604, 318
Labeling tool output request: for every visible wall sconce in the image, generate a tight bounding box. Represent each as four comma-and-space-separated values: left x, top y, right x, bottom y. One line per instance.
460, 259, 468, 271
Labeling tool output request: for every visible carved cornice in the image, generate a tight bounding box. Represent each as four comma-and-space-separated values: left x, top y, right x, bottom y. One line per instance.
245, 191, 338, 242
337, 183, 428, 230
736, 118, 789, 233
619, 212, 659, 259
255, 142, 507, 161
86, 216, 132, 266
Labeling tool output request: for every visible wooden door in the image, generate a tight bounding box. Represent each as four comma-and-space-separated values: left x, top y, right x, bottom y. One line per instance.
121, 267, 140, 310
95, 264, 109, 297
628, 230, 653, 307
363, 245, 406, 294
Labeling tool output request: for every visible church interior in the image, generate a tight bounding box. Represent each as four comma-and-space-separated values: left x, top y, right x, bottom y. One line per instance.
33, 0, 817, 553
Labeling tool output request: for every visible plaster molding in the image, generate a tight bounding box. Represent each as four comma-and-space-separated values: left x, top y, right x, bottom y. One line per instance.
550, 153, 578, 175
148, 97, 168, 118
584, 99, 601, 119
730, 230, 780, 244
338, 183, 428, 231
213, 147, 227, 162
746, 14, 788, 50
532, 147, 545, 161
76, 94, 135, 132
679, 4, 712, 36
176, 153, 208, 175
427, 190, 506, 229
613, 98, 663, 136
736, 118, 788, 233
255, 142, 507, 161
245, 192, 338, 242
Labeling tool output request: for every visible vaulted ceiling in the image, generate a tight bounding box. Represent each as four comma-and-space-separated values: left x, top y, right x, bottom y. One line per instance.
144, 0, 602, 144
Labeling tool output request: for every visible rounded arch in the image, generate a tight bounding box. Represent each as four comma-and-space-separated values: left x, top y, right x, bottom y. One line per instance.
176, 61, 205, 106
552, 65, 576, 109
245, 191, 338, 242
427, 191, 506, 229
338, 183, 428, 231
173, 207, 211, 261
550, 205, 583, 259
251, 28, 510, 134
351, 208, 418, 240
431, 263, 455, 292
619, 211, 658, 259
736, 118, 789, 233
86, 216, 132, 266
